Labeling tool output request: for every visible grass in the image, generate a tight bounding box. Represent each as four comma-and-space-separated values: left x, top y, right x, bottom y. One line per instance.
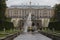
41, 29, 60, 36
0, 34, 8, 37
0, 29, 20, 37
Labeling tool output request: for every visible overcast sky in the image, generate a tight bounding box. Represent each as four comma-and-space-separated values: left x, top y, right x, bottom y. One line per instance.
6, 0, 60, 7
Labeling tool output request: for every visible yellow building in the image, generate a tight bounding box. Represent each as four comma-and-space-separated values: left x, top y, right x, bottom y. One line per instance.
5, 5, 54, 29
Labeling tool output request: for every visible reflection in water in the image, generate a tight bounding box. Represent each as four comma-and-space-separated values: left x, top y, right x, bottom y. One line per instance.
14, 33, 52, 40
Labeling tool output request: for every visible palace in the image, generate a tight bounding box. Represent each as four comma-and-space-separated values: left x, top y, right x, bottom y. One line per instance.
5, 5, 54, 29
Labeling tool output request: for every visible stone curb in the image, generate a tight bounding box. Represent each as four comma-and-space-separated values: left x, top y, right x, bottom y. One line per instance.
0, 32, 20, 40
39, 31, 60, 40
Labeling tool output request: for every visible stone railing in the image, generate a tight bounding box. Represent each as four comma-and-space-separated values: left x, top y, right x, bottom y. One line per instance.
0, 32, 20, 40
39, 31, 60, 40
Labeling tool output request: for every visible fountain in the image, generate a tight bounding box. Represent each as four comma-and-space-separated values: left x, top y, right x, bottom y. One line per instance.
11, 18, 21, 28
24, 13, 32, 32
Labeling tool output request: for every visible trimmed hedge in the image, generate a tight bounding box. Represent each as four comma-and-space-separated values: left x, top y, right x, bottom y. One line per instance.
0, 20, 14, 31
48, 21, 60, 31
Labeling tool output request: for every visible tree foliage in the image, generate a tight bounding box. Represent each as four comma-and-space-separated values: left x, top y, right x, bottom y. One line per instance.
0, 20, 14, 31
0, 0, 6, 20
0, 0, 14, 31
48, 21, 60, 31
49, 4, 60, 31
54, 4, 60, 21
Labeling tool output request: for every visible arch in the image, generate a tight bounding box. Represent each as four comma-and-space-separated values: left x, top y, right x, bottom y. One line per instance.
32, 23, 35, 26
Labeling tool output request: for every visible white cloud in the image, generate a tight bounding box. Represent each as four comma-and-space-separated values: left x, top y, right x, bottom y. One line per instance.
57, 0, 60, 3
6, 0, 59, 7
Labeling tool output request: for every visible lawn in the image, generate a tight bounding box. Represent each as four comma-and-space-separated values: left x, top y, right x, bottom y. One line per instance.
0, 29, 20, 37
0, 34, 8, 37
41, 29, 60, 36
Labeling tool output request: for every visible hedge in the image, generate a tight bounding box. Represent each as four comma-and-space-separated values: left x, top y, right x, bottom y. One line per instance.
0, 20, 14, 31
48, 21, 60, 31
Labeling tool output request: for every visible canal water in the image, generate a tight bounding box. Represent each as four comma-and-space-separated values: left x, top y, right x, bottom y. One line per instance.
14, 32, 52, 40
14, 13, 52, 40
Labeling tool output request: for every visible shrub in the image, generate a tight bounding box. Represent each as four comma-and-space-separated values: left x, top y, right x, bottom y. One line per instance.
48, 21, 60, 31
0, 20, 14, 31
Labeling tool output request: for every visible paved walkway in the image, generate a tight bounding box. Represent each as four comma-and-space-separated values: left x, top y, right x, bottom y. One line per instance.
14, 32, 52, 40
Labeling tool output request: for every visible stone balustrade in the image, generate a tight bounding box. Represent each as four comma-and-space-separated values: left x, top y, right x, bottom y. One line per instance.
39, 31, 60, 40
0, 32, 20, 40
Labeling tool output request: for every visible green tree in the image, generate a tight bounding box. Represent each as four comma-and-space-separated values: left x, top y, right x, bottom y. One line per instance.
49, 4, 60, 31
54, 4, 60, 21
0, 0, 6, 20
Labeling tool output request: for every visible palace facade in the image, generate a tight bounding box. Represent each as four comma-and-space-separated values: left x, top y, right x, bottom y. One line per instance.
5, 5, 54, 29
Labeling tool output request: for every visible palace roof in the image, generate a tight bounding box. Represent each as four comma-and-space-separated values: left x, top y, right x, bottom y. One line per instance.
9, 5, 53, 9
